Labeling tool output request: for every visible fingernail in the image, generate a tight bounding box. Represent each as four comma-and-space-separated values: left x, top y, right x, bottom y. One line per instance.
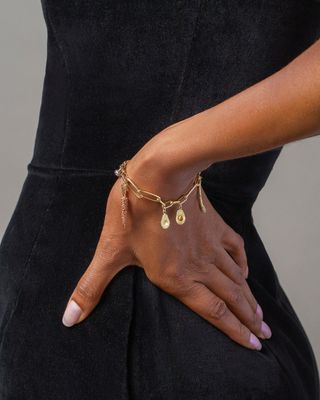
250, 333, 262, 350
62, 300, 82, 327
260, 321, 272, 339
256, 303, 263, 319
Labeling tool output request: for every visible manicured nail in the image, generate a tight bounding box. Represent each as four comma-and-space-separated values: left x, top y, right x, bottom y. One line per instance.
260, 321, 272, 339
62, 300, 82, 327
256, 303, 263, 319
250, 333, 262, 350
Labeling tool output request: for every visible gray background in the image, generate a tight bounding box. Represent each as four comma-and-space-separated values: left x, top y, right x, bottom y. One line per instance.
1, 1, 320, 366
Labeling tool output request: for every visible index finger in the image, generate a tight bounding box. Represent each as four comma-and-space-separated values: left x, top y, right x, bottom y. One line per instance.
172, 282, 262, 351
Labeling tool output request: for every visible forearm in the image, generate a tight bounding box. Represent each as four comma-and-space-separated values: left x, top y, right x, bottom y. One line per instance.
127, 38, 320, 196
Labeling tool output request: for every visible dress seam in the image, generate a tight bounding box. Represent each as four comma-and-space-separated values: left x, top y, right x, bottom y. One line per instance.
168, 0, 205, 125
0, 173, 61, 397
27, 162, 117, 177
41, 0, 72, 170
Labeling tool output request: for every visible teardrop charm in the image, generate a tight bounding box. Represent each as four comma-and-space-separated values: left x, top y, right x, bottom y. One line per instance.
160, 212, 170, 229
176, 207, 186, 225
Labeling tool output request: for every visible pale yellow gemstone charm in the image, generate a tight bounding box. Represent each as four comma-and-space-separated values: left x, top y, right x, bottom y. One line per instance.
161, 212, 170, 229
175, 208, 186, 225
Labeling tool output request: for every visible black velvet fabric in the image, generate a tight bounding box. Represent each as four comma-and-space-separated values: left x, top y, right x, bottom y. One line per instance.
1, 1, 320, 399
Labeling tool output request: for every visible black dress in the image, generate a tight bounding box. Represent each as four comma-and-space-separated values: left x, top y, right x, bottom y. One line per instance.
0, 1, 319, 399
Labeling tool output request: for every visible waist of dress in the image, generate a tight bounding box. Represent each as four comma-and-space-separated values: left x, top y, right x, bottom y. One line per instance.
26, 161, 256, 232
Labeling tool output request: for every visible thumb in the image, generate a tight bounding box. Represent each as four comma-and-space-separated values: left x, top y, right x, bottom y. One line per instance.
62, 234, 130, 327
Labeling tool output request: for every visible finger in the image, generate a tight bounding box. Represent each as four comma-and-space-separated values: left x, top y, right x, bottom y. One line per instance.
241, 280, 264, 319
174, 282, 263, 351
241, 279, 258, 312
214, 248, 247, 286
224, 233, 249, 278
201, 266, 266, 339
62, 238, 128, 327
214, 250, 263, 319
213, 248, 259, 315
221, 235, 265, 325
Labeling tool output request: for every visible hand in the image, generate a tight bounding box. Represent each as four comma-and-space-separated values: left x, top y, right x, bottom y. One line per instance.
61, 156, 272, 351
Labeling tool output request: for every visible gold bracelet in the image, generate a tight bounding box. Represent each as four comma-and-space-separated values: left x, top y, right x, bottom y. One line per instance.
114, 159, 207, 230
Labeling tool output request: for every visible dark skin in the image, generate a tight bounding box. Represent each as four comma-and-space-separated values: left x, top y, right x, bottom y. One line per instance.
62, 175, 267, 350
62, 38, 320, 351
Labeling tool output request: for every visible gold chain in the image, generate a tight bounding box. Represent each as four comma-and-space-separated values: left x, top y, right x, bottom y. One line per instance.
114, 159, 207, 229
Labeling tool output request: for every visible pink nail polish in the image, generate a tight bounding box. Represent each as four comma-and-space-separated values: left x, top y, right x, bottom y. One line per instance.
250, 333, 262, 350
261, 321, 272, 339
62, 300, 82, 327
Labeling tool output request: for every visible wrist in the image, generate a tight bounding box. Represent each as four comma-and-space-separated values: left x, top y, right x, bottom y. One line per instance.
112, 150, 205, 232
124, 139, 199, 203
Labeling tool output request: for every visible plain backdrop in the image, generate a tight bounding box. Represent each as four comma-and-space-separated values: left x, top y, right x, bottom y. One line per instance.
1, 1, 320, 368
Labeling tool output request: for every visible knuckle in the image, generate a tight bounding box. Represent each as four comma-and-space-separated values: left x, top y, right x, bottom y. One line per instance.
235, 233, 245, 248
238, 321, 248, 338
76, 279, 100, 303
250, 311, 261, 328
208, 247, 219, 265
96, 232, 128, 263
162, 266, 187, 287
160, 273, 194, 298
222, 231, 234, 247
96, 245, 121, 264
227, 287, 244, 305
235, 271, 246, 285
208, 299, 228, 320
